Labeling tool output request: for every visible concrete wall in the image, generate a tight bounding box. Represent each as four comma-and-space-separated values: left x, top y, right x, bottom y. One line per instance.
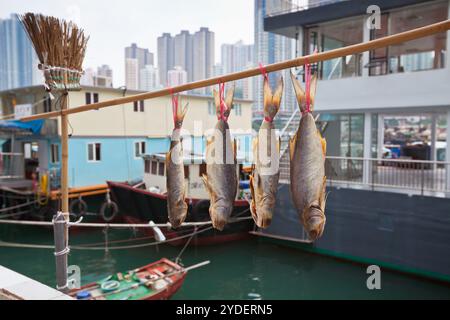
315, 69, 450, 113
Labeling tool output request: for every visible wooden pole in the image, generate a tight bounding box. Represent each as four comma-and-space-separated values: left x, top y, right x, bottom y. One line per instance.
54, 91, 70, 292
20, 19, 450, 122
53, 212, 69, 293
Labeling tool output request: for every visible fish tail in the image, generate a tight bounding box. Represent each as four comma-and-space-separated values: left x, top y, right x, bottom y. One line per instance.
290, 71, 317, 113
213, 82, 235, 121
263, 76, 283, 121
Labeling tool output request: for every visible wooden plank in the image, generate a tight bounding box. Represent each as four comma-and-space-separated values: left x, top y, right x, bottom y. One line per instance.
20, 19, 450, 122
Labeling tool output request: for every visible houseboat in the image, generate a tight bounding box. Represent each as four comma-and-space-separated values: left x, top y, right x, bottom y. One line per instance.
0, 85, 254, 222
252, 0, 450, 283
107, 152, 254, 246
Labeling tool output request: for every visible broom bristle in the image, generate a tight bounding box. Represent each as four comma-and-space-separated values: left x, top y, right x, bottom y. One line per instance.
20, 13, 89, 70
19, 13, 89, 90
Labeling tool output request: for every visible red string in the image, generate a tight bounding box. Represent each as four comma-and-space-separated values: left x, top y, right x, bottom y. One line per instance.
218, 81, 228, 122
304, 59, 311, 115
169, 87, 178, 127
264, 116, 273, 123
258, 62, 269, 82
303, 49, 317, 115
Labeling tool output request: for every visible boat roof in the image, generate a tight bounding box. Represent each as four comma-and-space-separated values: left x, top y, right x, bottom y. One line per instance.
143, 152, 249, 165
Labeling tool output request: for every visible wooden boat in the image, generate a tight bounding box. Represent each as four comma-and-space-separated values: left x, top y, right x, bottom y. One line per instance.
69, 258, 187, 300
106, 152, 254, 246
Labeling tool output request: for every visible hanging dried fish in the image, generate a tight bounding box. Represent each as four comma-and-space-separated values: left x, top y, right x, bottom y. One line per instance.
202, 83, 237, 231
289, 70, 327, 241
166, 95, 189, 228
250, 76, 283, 228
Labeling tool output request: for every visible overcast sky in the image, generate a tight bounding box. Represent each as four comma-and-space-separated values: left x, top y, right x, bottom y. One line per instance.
0, 0, 254, 87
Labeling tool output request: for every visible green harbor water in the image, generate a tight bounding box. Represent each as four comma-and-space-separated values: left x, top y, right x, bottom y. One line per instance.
1, 225, 450, 300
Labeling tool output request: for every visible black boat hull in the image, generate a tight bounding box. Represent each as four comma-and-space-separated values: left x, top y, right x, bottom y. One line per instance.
107, 181, 254, 246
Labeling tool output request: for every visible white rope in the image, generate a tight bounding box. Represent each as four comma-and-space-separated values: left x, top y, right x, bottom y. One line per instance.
0, 224, 212, 251
0, 215, 252, 228
0, 200, 37, 214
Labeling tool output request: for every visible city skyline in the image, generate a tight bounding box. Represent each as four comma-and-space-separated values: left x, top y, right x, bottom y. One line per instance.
0, 0, 253, 87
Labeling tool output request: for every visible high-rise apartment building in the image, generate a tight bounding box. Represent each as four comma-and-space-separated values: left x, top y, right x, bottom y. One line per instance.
221, 41, 254, 99
167, 66, 188, 87
174, 30, 194, 82
157, 33, 175, 86
192, 27, 215, 94
125, 43, 154, 89
125, 58, 139, 90
140, 65, 160, 91
0, 14, 41, 91
254, 0, 295, 116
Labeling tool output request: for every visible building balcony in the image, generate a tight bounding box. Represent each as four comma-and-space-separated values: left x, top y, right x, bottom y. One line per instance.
264, 0, 438, 37
314, 68, 450, 113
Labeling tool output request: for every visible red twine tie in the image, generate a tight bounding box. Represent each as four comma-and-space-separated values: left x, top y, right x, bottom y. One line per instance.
258, 62, 269, 82
169, 87, 179, 128
304, 60, 312, 115
218, 82, 228, 122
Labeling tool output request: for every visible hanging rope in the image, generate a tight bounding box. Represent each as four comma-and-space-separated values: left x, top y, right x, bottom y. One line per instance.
217, 81, 229, 122
258, 62, 269, 82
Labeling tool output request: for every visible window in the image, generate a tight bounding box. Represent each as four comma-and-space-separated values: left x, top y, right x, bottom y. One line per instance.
134, 101, 145, 112
305, 17, 363, 80
87, 143, 101, 162
85, 92, 91, 105
387, 1, 447, 74
50, 143, 60, 163
43, 96, 52, 113
134, 141, 146, 157
234, 103, 242, 116
158, 162, 165, 176
184, 165, 189, 179
85, 92, 99, 105
151, 161, 158, 174
208, 101, 215, 115
144, 159, 150, 173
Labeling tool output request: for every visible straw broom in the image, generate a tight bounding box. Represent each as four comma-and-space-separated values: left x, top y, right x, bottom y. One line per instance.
19, 13, 89, 91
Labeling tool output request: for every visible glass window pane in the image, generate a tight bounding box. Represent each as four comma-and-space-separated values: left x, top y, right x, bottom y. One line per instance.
388, 1, 447, 73
151, 161, 157, 174
88, 144, 94, 161
95, 143, 101, 161
158, 162, 165, 176
85, 92, 91, 105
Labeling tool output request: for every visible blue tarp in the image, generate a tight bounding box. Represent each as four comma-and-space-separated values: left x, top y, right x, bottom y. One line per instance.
0, 119, 44, 134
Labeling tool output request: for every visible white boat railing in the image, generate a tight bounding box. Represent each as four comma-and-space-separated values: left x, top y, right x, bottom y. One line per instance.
280, 155, 450, 196
0, 152, 24, 179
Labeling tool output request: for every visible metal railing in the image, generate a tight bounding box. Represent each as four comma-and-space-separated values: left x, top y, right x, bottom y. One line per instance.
0, 152, 24, 179
265, 0, 349, 17
325, 156, 450, 195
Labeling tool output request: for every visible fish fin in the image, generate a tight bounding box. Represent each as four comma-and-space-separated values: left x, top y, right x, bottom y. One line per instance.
263, 77, 273, 115
309, 73, 318, 112
201, 174, 215, 203
317, 130, 327, 156
271, 76, 284, 113
249, 175, 258, 220
318, 176, 327, 211
289, 134, 296, 161
213, 88, 221, 117
225, 82, 235, 111
252, 137, 259, 164
290, 71, 306, 113
278, 136, 281, 153
181, 102, 189, 120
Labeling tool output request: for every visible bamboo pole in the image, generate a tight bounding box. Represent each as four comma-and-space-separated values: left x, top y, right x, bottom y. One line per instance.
20, 19, 450, 122
55, 91, 70, 292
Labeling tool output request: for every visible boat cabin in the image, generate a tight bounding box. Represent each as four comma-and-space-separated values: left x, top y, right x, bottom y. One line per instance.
142, 153, 250, 200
